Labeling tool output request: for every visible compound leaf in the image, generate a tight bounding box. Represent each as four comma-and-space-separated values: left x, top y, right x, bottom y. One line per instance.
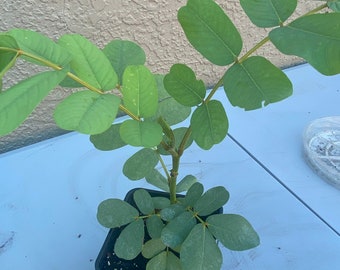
154, 74, 191, 126
224, 56, 292, 110
161, 212, 196, 248
164, 64, 205, 106
9, 29, 71, 67
207, 214, 260, 251
146, 215, 165, 239
194, 186, 229, 216
123, 148, 159, 180
54, 91, 120, 134
0, 34, 19, 77
122, 65, 158, 117
114, 219, 145, 260
120, 119, 163, 147
270, 13, 340, 75
178, 0, 242, 65
142, 238, 166, 259
240, 0, 297, 27
58, 34, 118, 90
103, 40, 146, 85
191, 100, 229, 150
145, 169, 169, 192
97, 198, 139, 228
90, 123, 127, 151
133, 189, 155, 215
0, 70, 67, 136
176, 175, 197, 193
181, 224, 222, 270
184, 182, 204, 207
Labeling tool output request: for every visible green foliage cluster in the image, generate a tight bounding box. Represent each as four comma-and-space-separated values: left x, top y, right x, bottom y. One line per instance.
97, 184, 259, 270
0, 0, 339, 269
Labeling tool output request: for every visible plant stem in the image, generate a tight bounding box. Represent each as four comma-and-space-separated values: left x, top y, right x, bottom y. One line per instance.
169, 155, 180, 204
303, 3, 328, 17
6, 47, 142, 121
157, 151, 171, 180
177, 126, 192, 157
204, 76, 224, 103
238, 36, 270, 64
158, 116, 175, 147
20, 50, 65, 71
118, 105, 140, 121
65, 72, 103, 94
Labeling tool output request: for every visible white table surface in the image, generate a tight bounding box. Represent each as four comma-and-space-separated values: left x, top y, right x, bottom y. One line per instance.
224, 63, 340, 235
1, 63, 339, 269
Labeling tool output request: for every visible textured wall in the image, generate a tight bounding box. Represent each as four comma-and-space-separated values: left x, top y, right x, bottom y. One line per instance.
0, 0, 317, 153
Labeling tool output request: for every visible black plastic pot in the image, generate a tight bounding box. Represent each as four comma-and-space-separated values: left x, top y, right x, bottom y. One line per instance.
95, 188, 223, 270
95, 188, 164, 270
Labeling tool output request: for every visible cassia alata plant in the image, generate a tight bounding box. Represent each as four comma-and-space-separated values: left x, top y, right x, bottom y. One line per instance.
0, 0, 340, 269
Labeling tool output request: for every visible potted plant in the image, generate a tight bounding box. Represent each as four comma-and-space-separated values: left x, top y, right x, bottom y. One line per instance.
0, 0, 339, 269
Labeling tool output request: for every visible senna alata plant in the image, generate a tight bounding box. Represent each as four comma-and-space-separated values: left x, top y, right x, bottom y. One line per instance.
0, 0, 340, 269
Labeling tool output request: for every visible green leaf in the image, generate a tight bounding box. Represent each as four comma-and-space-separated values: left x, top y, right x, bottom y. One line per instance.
0, 34, 19, 77
59, 68, 84, 88
207, 214, 260, 251
96, 198, 139, 228
194, 186, 229, 216
122, 65, 158, 117
184, 182, 204, 207
178, 0, 242, 66
176, 175, 197, 193
240, 0, 297, 27
146, 215, 165, 239
146, 251, 181, 270
158, 127, 193, 156
160, 204, 185, 222
120, 119, 163, 147
163, 64, 205, 106
90, 123, 127, 151
224, 56, 293, 110
173, 127, 193, 150
0, 34, 19, 50
58, 34, 118, 90
145, 169, 169, 192
181, 224, 222, 270
142, 238, 166, 259
161, 211, 196, 248
114, 219, 144, 260
165, 252, 181, 270
156, 97, 191, 127
152, 197, 171, 210
53, 91, 121, 134
0, 70, 67, 136
8, 29, 72, 67
123, 148, 159, 180
269, 13, 340, 75
146, 251, 167, 270
328, 0, 340, 12
191, 100, 229, 150
103, 40, 146, 85
154, 74, 191, 126
133, 189, 155, 215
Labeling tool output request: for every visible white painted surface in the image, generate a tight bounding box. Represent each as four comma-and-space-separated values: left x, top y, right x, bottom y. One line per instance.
224, 63, 340, 234
1, 64, 340, 269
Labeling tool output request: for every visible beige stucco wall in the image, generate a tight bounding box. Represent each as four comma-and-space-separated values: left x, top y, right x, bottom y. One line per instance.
0, 0, 318, 153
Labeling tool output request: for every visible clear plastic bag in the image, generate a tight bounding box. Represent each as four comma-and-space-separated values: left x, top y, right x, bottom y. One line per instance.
303, 116, 340, 189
